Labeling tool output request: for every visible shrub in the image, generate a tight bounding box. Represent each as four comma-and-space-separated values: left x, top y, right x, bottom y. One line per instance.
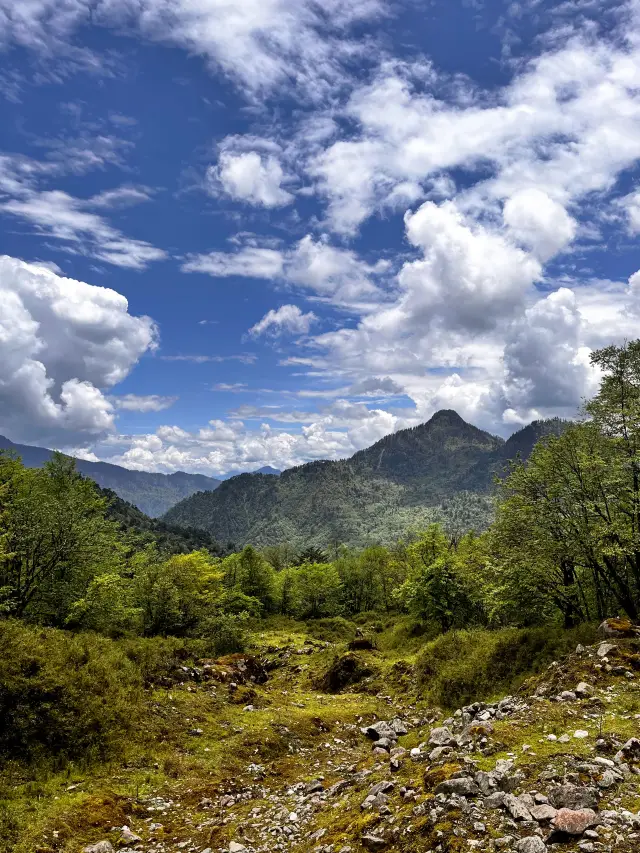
305, 616, 356, 643
0, 620, 143, 762
416, 624, 598, 709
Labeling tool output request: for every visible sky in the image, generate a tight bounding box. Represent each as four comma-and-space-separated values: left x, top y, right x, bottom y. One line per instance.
1, 0, 640, 476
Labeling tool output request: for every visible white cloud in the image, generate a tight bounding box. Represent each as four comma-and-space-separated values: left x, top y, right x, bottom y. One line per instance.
88, 185, 154, 208
209, 150, 293, 207
249, 304, 317, 337
0, 157, 167, 269
0, 0, 383, 99
503, 189, 577, 261
0, 255, 157, 445
113, 394, 178, 412
183, 234, 388, 308
182, 246, 284, 278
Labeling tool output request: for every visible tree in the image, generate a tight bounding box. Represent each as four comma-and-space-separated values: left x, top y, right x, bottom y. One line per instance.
0, 453, 123, 624
292, 562, 342, 618
220, 546, 275, 613
133, 549, 222, 636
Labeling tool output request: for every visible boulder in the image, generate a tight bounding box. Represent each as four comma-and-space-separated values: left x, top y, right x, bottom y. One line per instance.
598, 618, 640, 639
530, 804, 557, 822
552, 807, 600, 835
83, 843, 114, 853
615, 737, 640, 763
428, 726, 457, 746
362, 835, 387, 851
434, 777, 480, 797
548, 784, 599, 811
597, 642, 617, 659
503, 793, 533, 821
362, 721, 397, 741
514, 839, 546, 853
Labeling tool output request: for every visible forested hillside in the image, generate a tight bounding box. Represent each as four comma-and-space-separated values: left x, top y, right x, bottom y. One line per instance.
163, 411, 566, 547
0, 434, 220, 517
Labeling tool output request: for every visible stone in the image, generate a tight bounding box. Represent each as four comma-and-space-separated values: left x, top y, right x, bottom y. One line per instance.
574, 730, 590, 739
559, 691, 577, 701
368, 780, 394, 797
429, 746, 451, 761
615, 737, 640, 763
598, 618, 640, 639
597, 642, 617, 659
548, 784, 599, 811
119, 827, 142, 844
229, 843, 248, 853
530, 804, 558, 822
428, 726, 457, 746
514, 838, 547, 853
362, 721, 397, 741
327, 779, 349, 796
435, 777, 480, 797
484, 791, 507, 809
304, 779, 324, 794
83, 843, 114, 853
362, 834, 387, 851
576, 682, 594, 698
553, 808, 600, 835
503, 793, 533, 821
598, 769, 618, 789
389, 718, 408, 736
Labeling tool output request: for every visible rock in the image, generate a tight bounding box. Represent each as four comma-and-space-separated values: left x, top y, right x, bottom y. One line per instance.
598, 618, 640, 639
362, 835, 387, 851
304, 779, 324, 794
429, 746, 450, 761
575, 682, 594, 698
574, 730, 590, 739
368, 780, 395, 797
530, 804, 557, 822
598, 769, 618, 788
548, 784, 599, 811
597, 642, 617, 659
559, 691, 577, 701
552, 807, 600, 835
119, 827, 142, 844
83, 843, 114, 853
362, 721, 397, 741
434, 777, 480, 797
615, 737, 640, 763
503, 793, 533, 821
327, 779, 349, 796
389, 718, 408, 736
484, 791, 507, 809
229, 843, 248, 853
188, 728, 204, 736
428, 726, 457, 746
514, 838, 546, 853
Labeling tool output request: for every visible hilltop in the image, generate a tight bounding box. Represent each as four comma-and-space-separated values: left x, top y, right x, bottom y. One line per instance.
163, 411, 567, 547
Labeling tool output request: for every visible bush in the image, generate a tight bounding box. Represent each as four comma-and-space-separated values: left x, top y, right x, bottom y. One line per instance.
304, 616, 356, 643
416, 624, 598, 709
0, 620, 143, 762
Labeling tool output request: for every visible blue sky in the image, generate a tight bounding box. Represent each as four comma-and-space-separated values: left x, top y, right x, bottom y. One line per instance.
1, 0, 640, 476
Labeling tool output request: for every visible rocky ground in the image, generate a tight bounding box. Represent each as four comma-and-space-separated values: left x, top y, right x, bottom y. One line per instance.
13, 625, 640, 853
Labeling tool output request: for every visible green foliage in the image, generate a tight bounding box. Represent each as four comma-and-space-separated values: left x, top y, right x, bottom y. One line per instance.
0, 452, 124, 624
290, 562, 343, 618
221, 546, 275, 613
416, 624, 599, 709
0, 620, 143, 761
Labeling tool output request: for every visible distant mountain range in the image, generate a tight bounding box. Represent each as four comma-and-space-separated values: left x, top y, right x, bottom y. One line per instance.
163, 411, 567, 548
0, 434, 220, 517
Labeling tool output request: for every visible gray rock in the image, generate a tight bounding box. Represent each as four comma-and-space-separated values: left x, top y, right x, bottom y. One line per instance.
389, 718, 408, 736
503, 793, 533, 821
229, 843, 248, 853
434, 777, 480, 797
304, 779, 324, 794
515, 838, 547, 853
362, 721, 397, 741
428, 726, 457, 746
597, 642, 617, 658
362, 834, 387, 850
484, 791, 507, 809
83, 843, 114, 853
548, 783, 599, 810
530, 804, 557, 822
576, 682, 594, 698
368, 780, 395, 797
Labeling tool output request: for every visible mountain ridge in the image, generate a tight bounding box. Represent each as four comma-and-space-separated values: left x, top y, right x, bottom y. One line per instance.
163, 411, 568, 547
0, 434, 221, 518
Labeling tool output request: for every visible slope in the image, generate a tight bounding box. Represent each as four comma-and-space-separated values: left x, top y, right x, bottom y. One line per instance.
0, 434, 220, 517
164, 410, 560, 548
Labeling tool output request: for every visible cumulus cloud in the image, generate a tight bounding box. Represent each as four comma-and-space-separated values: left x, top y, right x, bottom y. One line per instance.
208, 150, 294, 207
112, 394, 178, 412
249, 304, 318, 337
0, 255, 157, 445
503, 189, 577, 262
349, 376, 404, 396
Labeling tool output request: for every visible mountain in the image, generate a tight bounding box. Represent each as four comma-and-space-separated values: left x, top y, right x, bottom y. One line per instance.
0, 434, 220, 517
254, 466, 281, 476
163, 411, 568, 548
99, 487, 228, 556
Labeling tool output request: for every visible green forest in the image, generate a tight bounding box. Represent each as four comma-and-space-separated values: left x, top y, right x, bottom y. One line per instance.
3, 340, 640, 852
